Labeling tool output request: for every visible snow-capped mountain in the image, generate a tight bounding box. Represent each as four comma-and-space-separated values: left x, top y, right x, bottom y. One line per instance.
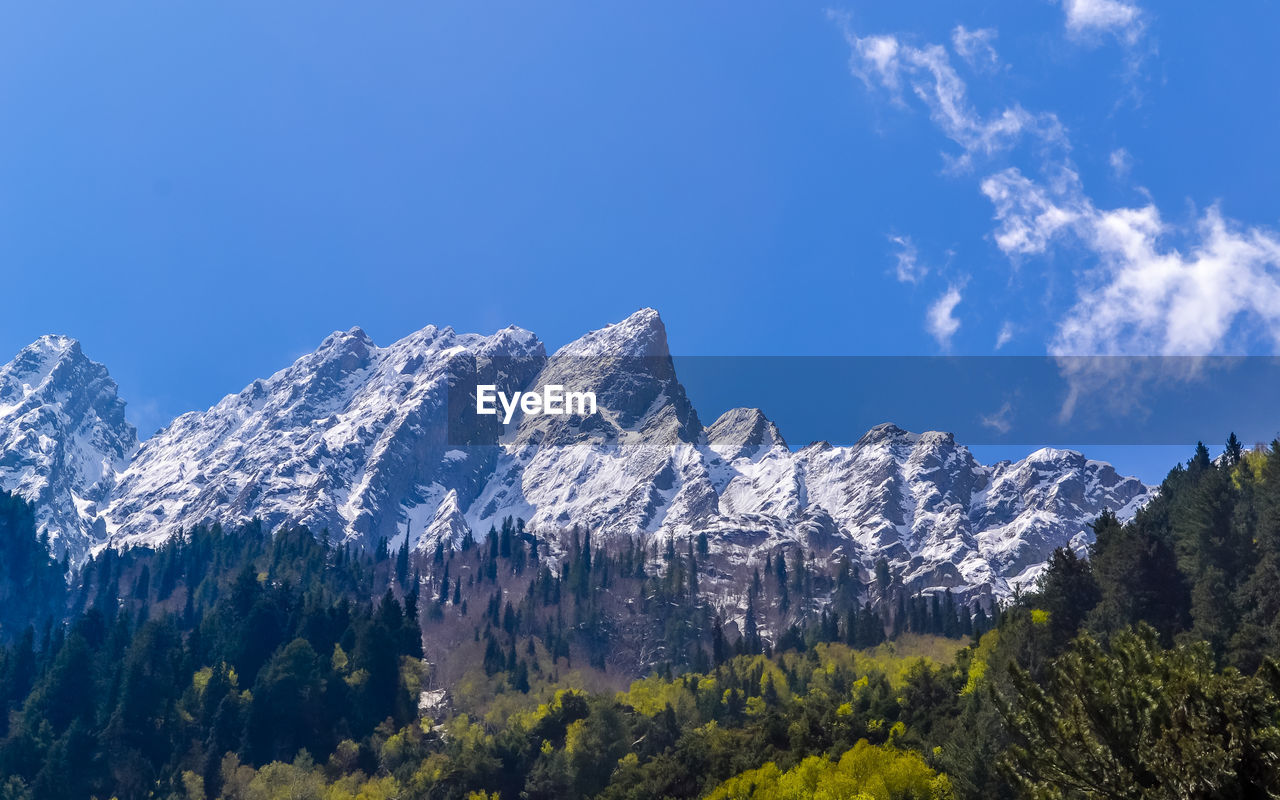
461, 312, 1150, 597
0, 336, 137, 562
0, 311, 1153, 597
105, 324, 544, 551
465, 308, 717, 541
787, 426, 1148, 594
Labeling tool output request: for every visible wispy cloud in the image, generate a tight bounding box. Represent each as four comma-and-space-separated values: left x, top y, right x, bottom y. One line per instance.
927, 285, 964, 348
980, 166, 1086, 257
829, 12, 1064, 171
980, 166, 1280, 356
980, 400, 1014, 434
1059, 0, 1145, 45
995, 321, 1015, 350
1108, 147, 1132, 180
1073, 214, 1279, 356
951, 26, 1001, 73
834, 17, 1280, 366
889, 234, 927, 283
1057, 0, 1153, 102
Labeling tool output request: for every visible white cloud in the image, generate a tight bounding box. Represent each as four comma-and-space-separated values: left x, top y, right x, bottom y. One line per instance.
1109, 147, 1132, 180
1059, 0, 1153, 107
1057, 207, 1280, 356
980, 400, 1014, 434
889, 234, 927, 283
835, 19, 1280, 367
830, 14, 1064, 165
982, 166, 1280, 356
852, 33, 903, 90
1060, 0, 1144, 43
980, 166, 1086, 256
951, 26, 1000, 72
995, 321, 1015, 349
927, 286, 964, 347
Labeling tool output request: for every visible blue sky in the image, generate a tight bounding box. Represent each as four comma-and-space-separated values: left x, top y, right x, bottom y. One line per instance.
1, 1, 1276, 481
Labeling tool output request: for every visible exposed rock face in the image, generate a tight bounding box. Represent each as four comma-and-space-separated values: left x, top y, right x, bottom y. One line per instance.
0, 336, 137, 562
466, 308, 714, 542
0, 312, 1152, 598
104, 324, 545, 551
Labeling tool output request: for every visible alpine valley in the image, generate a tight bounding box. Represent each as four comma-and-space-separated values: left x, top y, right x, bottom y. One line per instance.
0, 309, 1150, 602
7, 310, 1278, 800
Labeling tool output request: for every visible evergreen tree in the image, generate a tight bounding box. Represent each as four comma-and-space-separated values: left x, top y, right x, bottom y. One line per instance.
1034, 547, 1100, 650
997, 625, 1280, 799
1087, 510, 1187, 640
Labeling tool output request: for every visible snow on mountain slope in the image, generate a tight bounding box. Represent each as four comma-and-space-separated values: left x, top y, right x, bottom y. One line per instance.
975, 448, 1151, 589
0, 336, 137, 561
464, 314, 1151, 598
467, 309, 718, 541
705, 408, 803, 520
104, 324, 544, 550
789, 425, 1150, 595
417, 489, 471, 553
0, 312, 1153, 598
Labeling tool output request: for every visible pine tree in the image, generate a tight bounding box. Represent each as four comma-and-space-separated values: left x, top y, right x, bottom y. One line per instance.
1088, 510, 1187, 640
396, 534, 410, 587
744, 593, 761, 656
1034, 547, 1100, 650
712, 615, 727, 665
774, 552, 790, 614
996, 624, 1280, 798
1225, 432, 1244, 467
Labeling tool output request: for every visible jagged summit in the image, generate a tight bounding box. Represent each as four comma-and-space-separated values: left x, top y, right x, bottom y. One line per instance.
553, 308, 667, 360
0, 312, 1153, 597
0, 336, 137, 561
2, 336, 89, 398
104, 322, 547, 552
316, 326, 375, 358
466, 309, 709, 540
9, 333, 79, 364
417, 489, 470, 553
509, 307, 700, 447
859, 422, 913, 442
706, 408, 787, 460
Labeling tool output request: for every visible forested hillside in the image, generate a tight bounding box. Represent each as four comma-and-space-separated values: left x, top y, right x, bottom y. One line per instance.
2, 434, 1280, 798
0, 519, 426, 799
0, 491, 67, 644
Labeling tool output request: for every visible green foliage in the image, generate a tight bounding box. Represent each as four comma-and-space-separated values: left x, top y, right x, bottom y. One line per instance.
0, 491, 66, 644
1084, 509, 1186, 642
996, 624, 1280, 799
167, 640, 966, 800
703, 740, 951, 800
0, 520, 424, 800
7, 436, 1280, 799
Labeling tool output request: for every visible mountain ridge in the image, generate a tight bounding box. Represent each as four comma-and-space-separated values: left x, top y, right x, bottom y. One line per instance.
0, 311, 1152, 597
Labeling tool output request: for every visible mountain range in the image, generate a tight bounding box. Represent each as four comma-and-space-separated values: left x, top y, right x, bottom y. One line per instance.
0, 310, 1151, 597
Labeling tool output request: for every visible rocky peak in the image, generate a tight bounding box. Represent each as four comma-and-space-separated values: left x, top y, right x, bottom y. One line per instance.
512, 309, 701, 446
0, 314, 1156, 601
104, 322, 547, 552
553, 308, 667, 360
458, 325, 547, 397
706, 408, 787, 460
857, 422, 914, 445
0, 336, 137, 561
